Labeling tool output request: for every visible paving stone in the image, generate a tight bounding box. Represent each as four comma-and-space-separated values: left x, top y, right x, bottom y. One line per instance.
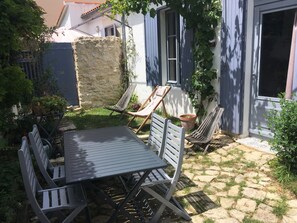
242, 187, 266, 200
205, 170, 220, 175
257, 203, 273, 212
286, 208, 297, 221
208, 154, 222, 163
212, 182, 226, 190
252, 206, 278, 223
243, 171, 258, 178
221, 156, 234, 162
229, 209, 246, 222
191, 215, 205, 223
182, 163, 193, 169
245, 181, 263, 189
228, 185, 240, 197
221, 167, 234, 172
202, 207, 229, 219
236, 198, 257, 213
183, 170, 195, 180
220, 197, 235, 209
287, 200, 297, 208
208, 166, 221, 171
216, 218, 240, 223
220, 171, 236, 177
194, 175, 216, 183
282, 216, 297, 223
234, 174, 245, 183
216, 191, 228, 197
266, 192, 281, 201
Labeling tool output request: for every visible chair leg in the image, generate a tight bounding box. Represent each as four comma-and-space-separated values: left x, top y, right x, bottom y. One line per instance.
109, 111, 114, 116
127, 116, 136, 126
203, 143, 210, 155
135, 115, 150, 134
143, 187, 191, 222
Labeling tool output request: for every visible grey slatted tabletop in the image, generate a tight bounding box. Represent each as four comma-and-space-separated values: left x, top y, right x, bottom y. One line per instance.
64, 126, 166, 184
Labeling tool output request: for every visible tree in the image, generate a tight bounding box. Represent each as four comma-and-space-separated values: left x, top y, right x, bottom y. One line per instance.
0, 0, 48, 142
107, 0, 221, 116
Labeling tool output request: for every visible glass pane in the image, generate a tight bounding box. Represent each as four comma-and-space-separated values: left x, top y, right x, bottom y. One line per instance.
168, 60, 177, 81
168, 37, 176, 58
167, 12, 176, 36
259, 9, 295, 97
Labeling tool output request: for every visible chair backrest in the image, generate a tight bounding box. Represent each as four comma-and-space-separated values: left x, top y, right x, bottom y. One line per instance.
29, 124, 56, 187
18, 137, 42, 211
147, 113, 168, 156
190, 106, 224, 142
163, 121, 185, 185
115, 84, 136, 109
135, 86, 171, 116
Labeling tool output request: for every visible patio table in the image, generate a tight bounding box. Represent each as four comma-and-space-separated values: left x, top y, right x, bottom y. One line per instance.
64, 126, 167, 222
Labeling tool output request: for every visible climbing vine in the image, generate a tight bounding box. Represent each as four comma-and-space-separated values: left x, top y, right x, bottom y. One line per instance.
106, 0, 221, 116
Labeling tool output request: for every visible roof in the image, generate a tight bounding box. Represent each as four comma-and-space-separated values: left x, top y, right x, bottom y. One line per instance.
81, 1, 108, 19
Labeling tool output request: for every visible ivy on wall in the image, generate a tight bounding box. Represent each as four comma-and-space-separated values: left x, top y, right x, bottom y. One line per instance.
106, 0, 222, 116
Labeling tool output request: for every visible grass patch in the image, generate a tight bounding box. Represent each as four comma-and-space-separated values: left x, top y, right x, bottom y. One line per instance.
273, 198, 289, 218
243, 217, 264, 223
244, 161, 257, 169
203, 219, 215, 223
64, 107, 151, 133
269, 158, 297, 196
220, 159, 237, 168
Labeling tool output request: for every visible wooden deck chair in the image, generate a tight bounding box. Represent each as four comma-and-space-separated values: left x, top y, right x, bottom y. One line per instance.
133, 122, 191, 222
147, 112, 168, 157
127, 86, 171, 134
186, 106, 224, 154
105, 83, 136, 116
18, 137, 89, 223
29, 124, 65, 187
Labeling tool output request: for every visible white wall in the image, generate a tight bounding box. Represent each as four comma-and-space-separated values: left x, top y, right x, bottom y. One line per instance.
126, 9, 221, 118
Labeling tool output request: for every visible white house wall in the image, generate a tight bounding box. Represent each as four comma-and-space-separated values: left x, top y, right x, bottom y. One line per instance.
126, 11, 221, 117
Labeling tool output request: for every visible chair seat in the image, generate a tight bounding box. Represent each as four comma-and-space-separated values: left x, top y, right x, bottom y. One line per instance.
41, 184, 86, 212
132, 168, 171, 186
185, 135, 209, 144
53, 165, 65, 181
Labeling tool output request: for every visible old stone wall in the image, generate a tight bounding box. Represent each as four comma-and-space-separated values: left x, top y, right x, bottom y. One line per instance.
72, 37, 122, 108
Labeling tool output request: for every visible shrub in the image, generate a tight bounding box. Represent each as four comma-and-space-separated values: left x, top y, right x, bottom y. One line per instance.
266, 95, 297, 172
32, 95, 67, 115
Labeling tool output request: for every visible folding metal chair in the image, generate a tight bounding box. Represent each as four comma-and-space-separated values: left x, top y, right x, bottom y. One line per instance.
133, 122, 191, 222
105, 83, 136, 116
29, 124, 65, 187
18, 137, 89, 223
186, 106, 224, 154
147, 112, 168, 157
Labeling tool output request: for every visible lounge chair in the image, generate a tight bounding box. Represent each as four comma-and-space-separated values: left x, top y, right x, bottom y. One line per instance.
105, 84, 136, 116
186, 106, 224, 154
127, 86, 171, 133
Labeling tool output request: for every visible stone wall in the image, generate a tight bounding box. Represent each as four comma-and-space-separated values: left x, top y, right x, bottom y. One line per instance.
72, 37, 122, 108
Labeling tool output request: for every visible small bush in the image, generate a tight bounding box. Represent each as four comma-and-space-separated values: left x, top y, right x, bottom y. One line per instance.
32, 95, 67, 115
266, 95, 297, 172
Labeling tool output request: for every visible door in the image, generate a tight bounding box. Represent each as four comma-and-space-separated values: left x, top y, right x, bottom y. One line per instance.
250, 1, 297, 138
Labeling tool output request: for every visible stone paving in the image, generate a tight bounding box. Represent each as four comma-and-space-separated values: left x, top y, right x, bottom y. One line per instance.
171, 134, 297, 223
50, 131, 297, 223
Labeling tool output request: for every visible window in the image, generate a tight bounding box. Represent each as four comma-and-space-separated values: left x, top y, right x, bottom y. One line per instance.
160, 10, 180, 85
166, 11, 179, 83
104, 25, 116, 37
258, 9, 295, 97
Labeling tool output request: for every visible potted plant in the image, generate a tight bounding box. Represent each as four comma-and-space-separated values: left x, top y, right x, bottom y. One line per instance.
179, 114, 197, 131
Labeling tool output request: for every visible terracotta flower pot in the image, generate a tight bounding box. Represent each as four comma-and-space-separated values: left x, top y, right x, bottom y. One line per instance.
179, 114, 197, 131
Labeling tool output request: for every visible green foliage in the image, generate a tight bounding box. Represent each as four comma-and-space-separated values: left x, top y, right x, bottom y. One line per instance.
32, 95, 67, 114
106, 0, 221, 115
269, 158, 297, 196
273, 198, 288, 218
266, 95, 297, 172
0, 0, 47, 65
33, 69, 61, 97
0, 152, 26, 223
0, 66, 33, 108
242, 218, 264, 223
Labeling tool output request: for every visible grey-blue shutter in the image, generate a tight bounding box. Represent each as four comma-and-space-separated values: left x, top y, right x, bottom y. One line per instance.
144, 13, 161, 86
180, 16, 194, 91
220, 0, 246, 134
